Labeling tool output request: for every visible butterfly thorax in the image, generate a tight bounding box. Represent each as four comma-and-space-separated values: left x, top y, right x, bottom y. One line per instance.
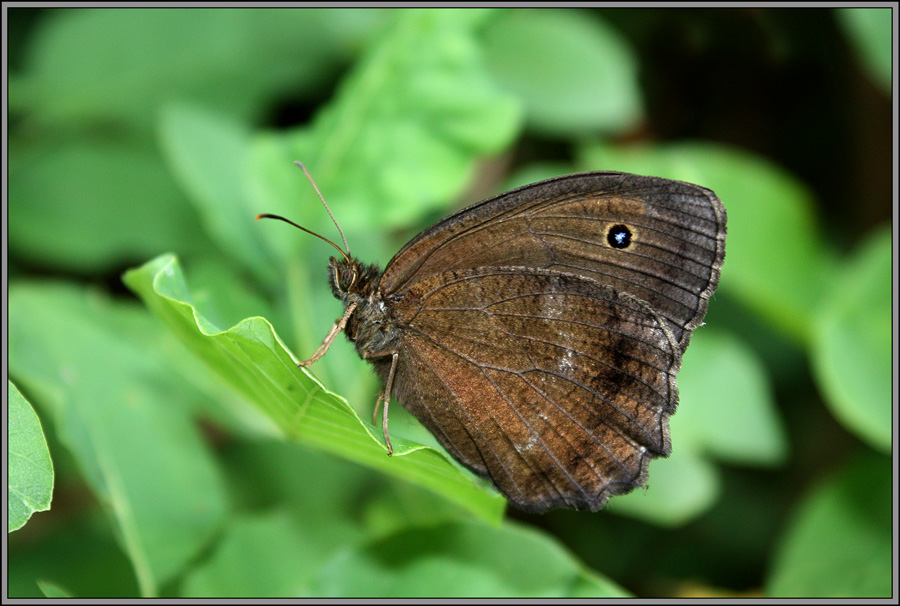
328, 256, 401, 358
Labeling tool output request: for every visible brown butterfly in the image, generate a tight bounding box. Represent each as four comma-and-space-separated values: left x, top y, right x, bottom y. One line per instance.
258, 164, 726, 513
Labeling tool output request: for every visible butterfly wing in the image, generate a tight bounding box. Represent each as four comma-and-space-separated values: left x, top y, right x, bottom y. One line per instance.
383, 266, 681, 513
379, 172, 726, 350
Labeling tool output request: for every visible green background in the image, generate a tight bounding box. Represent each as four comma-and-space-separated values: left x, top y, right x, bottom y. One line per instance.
7, 7, 893, 598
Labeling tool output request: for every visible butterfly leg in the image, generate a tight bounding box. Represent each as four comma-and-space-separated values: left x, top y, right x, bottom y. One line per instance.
379, 352, 399, 456
360, 348, 400, 455
298, 301, 357, 367
372, 392, 383, 427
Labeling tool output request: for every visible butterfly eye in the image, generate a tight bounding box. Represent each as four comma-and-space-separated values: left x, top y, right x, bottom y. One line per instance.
342, 268, 358, 291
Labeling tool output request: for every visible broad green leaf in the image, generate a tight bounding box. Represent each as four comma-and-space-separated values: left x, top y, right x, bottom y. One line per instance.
158, 103, 280, 285
8, 282, 229, 596
15, 9, 386, 130
182, 510, 331, 597
9, 511, 140, 598
767, 452, 891, 597
7, 380, 54, 533
835, 8, 892, 94
8, 136, 210, 273
185, 440, 489, 596
311, 520, 629, 597
102, 256, 283, 441
248, 8, 523, 238
607, 444, 720, 527
123, 254, 506, 523
579, 141, 833, 344
677, 330, 787, 466
481, 9, 642, 136
181, 441, 375, 596
361, 474, 488, 541
811, 225, 891, 453
179, 248, 278, 336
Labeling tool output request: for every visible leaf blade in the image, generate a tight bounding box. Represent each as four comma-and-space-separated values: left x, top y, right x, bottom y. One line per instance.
123, 254, 507, 523
7, 380, 55, 533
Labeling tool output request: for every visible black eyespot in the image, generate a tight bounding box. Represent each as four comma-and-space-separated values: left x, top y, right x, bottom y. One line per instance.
607, 224, 632, 249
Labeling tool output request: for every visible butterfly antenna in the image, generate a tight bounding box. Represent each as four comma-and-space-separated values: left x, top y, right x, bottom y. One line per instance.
294, 161, 350, 256
255, 213, 350, 263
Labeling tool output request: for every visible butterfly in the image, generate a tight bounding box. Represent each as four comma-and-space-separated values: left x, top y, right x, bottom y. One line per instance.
259, 164, 726, 513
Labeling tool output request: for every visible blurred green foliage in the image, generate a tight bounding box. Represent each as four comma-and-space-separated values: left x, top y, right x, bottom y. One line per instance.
7, 7, 893, 598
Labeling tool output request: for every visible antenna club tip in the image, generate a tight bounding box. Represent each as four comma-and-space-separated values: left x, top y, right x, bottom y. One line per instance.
294, 160, 306, 169
255, 214, 264, 221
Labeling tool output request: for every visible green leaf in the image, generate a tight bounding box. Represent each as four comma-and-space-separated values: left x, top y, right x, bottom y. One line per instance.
579, 141, 833, 344
9, 511, 141, 597
9, 136, 210, 273
186, 440, 499, 597
8, 282, 229, 596
181, 440, 373, 596
767, 451, 891, 597
7, 380, 54, 533
223, 440, 375, 523
248, 8, 523, 238
182, 510, 331, 597
15, 9, 386, 130
677, 330, 788, 466
178, 254, 278, 341
835, 8, 892, 94
158, 103, 280, 285
607, 444, 720, 527
811, 225, 891, 453
361, 473, 489, 541
480, 9, 642, 136
311, 520, 629, 597
123, 254, 507, 523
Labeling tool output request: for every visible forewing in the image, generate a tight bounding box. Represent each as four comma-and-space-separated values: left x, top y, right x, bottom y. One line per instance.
379, 172, 726, 350
387, 267, 681, 513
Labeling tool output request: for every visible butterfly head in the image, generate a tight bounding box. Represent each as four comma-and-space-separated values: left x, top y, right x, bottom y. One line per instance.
328, 256, 383, 305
